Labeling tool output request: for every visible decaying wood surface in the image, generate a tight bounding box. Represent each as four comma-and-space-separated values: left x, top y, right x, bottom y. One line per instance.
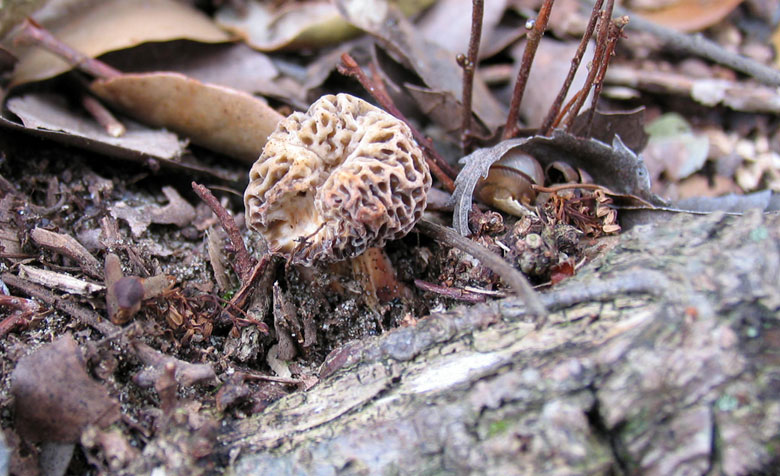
134, 211, 779, 475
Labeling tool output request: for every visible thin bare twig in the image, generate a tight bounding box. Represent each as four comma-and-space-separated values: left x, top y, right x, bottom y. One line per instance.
82, 94, 126, 137
582, 15, 628, 135
612, 3, 780, 87
2, 272, 124, 341
539, 0, 604, 135
415, 218, 547, 318
562, 0, 615, 130
192, 182, 255, 283
12, 18, 120, 80
459, 0, 484, 150
414, 279, 487, 303
503, 0, 556, 140
338, 53, 457, 193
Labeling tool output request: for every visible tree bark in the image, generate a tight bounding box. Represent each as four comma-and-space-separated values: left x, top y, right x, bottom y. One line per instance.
175, 211, 780, 474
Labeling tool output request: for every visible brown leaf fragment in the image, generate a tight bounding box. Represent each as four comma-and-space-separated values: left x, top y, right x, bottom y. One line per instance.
30, 227, 103, 279
90, 72, 283, 162
273, 282, 300, 361
12, 334, 121, 443
133, 341, 218, 388
3, 93, 187, 162
110, 186, 196, 237
150, 186, 196, 227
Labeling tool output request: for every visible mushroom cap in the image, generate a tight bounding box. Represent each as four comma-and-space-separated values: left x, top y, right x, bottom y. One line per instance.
244, 94, 431, 265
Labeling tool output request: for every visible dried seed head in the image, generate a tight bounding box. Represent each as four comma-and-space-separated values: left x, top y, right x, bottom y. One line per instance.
244, 94, 431, 265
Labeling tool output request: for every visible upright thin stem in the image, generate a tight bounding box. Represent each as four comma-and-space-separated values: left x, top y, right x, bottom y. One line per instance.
539, 0, 604, 135
582, 15, 628, 136
338, 53, 457, 192
192, 182, 256, 283
460, 0, 484, 151
502, 0, 555, 140
561, 0, 615, 130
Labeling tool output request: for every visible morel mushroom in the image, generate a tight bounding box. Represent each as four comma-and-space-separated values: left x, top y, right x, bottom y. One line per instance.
244, 94, 431, 265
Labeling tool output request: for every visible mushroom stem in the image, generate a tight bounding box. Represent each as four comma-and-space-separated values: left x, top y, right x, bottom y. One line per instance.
351, 247, 411, 313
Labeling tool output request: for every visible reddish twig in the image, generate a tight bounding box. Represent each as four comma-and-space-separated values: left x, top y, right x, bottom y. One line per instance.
13, 18, 120, 80
581, 15, 628, 136
192, 182, 255, 283
414, 279, 487, 303
561, 0, 615, 130
459, 0, 484, 151
338, 53, 457, 193
539, 0, 605, 135
82, 94, 126, 137
502, 0, 556, 140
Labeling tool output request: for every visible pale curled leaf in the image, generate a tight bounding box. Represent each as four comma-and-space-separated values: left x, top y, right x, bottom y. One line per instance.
451, 138, 529, 236
7, 0, 232, 87
90, 72, 284, 163
452, 131, 665, 236
216, 1, 359, 51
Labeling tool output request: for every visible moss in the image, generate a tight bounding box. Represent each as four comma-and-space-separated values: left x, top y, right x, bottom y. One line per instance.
487, 419, 511, 437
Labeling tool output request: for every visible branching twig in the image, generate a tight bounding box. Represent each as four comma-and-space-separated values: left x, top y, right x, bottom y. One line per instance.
337, 53, 457, 193
581, 15, 628, 135
503, 0, 555, 140
561, 0, 615, 130
192, 182, 255, 283
459, 0, 484, 151
539, 0, 604, 135
415, 219, 547, 318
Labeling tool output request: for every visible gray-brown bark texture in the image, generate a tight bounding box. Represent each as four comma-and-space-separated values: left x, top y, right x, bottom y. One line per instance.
217, 211, 780, 475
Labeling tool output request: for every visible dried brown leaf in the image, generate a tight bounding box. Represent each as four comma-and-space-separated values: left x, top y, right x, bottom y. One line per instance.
90, 72, 283, 163
12, 334, 121, 443
4, 93, 187, 161
6, 0, 231, 87
630, 0, 744, 32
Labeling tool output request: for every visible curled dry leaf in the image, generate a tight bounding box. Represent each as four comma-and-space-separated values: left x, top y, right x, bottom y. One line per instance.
629, 0, 744, 32
452, 131, 663, 236
5, 0, 231, 87
12, 334, 121, 443
30, 227, 103, 279
216, 1, 359, 51
90, 72, 284, 163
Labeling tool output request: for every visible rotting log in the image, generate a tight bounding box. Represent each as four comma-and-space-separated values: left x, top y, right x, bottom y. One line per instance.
222, 211, 779, 475
145, 211, 780, 475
